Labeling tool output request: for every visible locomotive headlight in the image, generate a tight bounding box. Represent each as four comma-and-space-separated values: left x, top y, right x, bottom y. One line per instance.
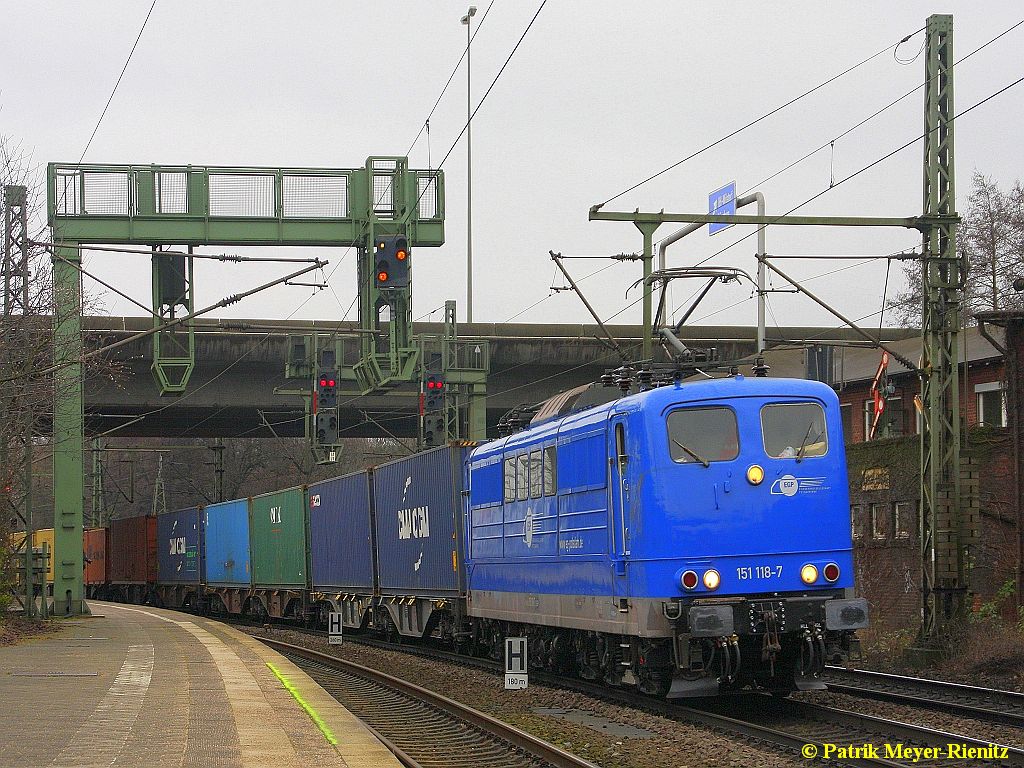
746, 464, 765, 485
800, 564, 819, 584
702, 569, 721, 590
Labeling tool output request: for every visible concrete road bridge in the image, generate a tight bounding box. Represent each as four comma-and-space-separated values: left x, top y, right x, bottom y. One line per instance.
78, 317, 916, 438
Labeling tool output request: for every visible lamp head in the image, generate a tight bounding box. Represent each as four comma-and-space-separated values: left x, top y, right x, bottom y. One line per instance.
461, 6, 477, 23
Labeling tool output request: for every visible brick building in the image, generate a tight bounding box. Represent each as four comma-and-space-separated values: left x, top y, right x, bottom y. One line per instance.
756, 323, 1018, 631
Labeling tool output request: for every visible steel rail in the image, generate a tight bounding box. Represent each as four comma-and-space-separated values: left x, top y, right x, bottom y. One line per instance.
825, 666, 1024, 729
257, 637, 599, 768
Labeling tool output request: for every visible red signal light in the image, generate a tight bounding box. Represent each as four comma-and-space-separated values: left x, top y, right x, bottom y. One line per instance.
328, 379, 335, 387
427, 380, 436, 389
319, 378, 327, 387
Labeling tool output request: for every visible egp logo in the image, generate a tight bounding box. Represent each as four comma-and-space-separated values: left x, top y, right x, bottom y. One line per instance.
769, 475, 828, 496
773, 475, 799, 497
524, 508, 534, 548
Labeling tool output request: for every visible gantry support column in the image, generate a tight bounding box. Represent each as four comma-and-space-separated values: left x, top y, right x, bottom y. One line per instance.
918, 13, 969, 646
51, 240, 85, 615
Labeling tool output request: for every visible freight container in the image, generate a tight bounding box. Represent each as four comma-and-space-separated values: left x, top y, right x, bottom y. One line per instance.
157, 507, 203, 584
309, 472, 374, 592
83, 527, 109, 587
109, 515, 158, 584
250, 487, 307, 588
204, 499, 251, 586
32, 528, 55, 585
373, 445, 470, 596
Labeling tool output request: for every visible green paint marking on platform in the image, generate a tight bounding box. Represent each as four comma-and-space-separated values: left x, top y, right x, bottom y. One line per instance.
266, 662, 338, 746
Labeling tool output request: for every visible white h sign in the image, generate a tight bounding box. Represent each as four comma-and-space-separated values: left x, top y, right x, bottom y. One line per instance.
504, 637, 528, 690
328, 611, 343, 645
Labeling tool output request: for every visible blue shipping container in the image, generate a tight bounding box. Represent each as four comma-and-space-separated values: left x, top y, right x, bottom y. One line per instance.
309, 472, 374, 592
204, 499, 251, 586
373, 445, 469, 596
158, 506, 203, 584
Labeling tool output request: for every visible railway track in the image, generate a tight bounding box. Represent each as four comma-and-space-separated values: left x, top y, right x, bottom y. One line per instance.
694, 697, 1024, 768
264, 627, 1024, 767
258, 637, 599, 768
824, 666, 1024, 729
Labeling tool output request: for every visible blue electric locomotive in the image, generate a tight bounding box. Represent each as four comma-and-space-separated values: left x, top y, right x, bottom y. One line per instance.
464, 373, 867, 696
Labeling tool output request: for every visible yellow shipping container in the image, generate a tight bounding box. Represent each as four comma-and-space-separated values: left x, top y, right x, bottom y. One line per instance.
31, 528, 55, 584
6, 529, 55, 586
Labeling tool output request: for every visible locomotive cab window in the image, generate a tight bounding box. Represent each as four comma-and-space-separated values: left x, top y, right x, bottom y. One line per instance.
666, 407, 739, 465
761, 402, 828, 460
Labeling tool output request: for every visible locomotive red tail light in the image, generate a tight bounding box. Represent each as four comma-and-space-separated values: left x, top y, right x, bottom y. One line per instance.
823, 563, 840, 582
681, 570, 698, 590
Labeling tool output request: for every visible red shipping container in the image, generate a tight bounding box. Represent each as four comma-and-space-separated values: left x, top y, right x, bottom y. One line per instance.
83, 527, 109, 585
109, 516, 158, 584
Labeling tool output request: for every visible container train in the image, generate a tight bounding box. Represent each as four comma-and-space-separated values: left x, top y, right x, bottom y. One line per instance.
78, 373, 867, 697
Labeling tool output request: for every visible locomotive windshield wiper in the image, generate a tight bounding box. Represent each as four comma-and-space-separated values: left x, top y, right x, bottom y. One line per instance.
796, 423, 824, 463
671, 437, 710, 468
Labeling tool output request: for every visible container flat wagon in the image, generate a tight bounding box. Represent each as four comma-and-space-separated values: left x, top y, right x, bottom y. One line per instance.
83, 527, 109, 598
203, 498, 251, 615
309, 471, 376, 629
372, 445, 471, 639
156, 506, 204, 609
249, 487, 308, 619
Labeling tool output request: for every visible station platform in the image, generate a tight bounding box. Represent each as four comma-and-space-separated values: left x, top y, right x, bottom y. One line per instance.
0, 601, 401, 768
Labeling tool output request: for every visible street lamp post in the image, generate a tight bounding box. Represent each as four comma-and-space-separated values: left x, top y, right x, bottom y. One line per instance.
461, 6, 477, 324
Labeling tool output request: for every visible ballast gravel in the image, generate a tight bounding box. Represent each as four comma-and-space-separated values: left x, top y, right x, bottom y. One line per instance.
243, 626, 806, 768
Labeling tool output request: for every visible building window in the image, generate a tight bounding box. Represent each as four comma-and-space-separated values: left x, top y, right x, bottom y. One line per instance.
975, 382, 1006, 427
839, 403, 853, 444
870, 503, 887, 540
895, 501, 916, 539
863, 397, 903, 440
851, 505, 864, 540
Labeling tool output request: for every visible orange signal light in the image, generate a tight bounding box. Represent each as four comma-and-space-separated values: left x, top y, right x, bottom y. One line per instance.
377, 271, 389, 282
396, 249, 408, 261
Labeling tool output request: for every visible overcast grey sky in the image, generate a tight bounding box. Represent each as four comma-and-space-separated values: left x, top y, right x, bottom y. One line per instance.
4, 1, 1022, 331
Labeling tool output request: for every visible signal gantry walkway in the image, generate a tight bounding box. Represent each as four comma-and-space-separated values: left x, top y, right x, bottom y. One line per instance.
0, 602, 401, 768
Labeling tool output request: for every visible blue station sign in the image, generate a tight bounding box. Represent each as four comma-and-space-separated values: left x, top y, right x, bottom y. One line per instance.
708, 181, 737, 235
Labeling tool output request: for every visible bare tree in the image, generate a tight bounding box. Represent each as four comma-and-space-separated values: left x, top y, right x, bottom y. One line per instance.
892, 171, 1024, 326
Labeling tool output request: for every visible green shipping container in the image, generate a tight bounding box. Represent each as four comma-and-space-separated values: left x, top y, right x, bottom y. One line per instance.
249, 486, 308, 587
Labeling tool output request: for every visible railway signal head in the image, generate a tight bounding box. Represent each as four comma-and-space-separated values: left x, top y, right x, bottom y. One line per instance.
315, 410, 339, 446
374, 236, 410, 290
317, 370, 338, 408
424, 374, 445, 412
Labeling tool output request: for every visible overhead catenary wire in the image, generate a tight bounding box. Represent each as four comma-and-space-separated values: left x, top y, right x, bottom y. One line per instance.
46, 0, 159, 248
404, 0, 497, 161
684, 71, 1024, 277
737, 16, 1024, 199
596, 25, 926, 209
408, 0, 548, 216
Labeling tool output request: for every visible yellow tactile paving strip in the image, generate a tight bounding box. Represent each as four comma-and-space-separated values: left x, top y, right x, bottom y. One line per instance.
0, 601, 401, 768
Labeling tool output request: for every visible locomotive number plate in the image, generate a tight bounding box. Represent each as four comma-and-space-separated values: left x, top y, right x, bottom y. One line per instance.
736, 565, 783, 580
